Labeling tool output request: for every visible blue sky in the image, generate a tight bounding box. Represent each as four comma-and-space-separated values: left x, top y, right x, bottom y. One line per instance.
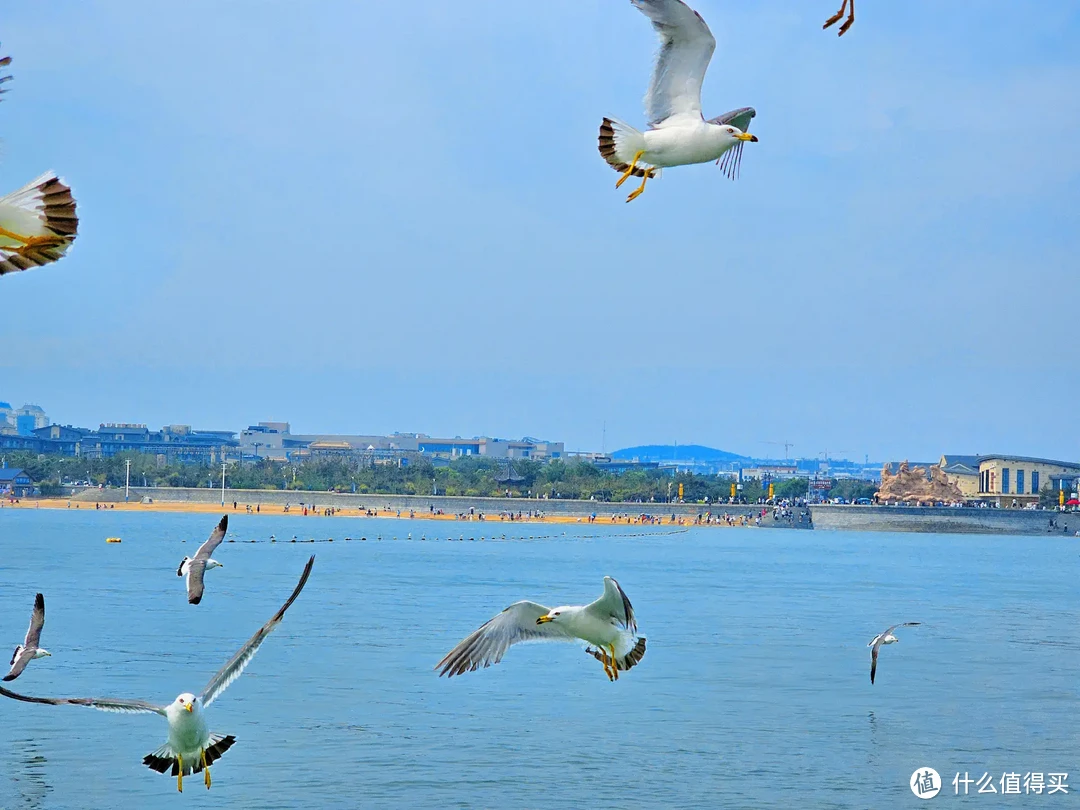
2, 0, 1078, 462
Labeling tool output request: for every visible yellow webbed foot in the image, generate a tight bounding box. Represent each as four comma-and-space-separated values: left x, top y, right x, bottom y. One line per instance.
609, 644, 619, 681
203, 750, 211, 790
177, 755, 184, 793
615, 150, 645, 189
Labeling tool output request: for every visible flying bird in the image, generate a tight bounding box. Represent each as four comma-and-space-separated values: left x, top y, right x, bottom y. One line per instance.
598, 0, 758, 203
0, 47, 78, 277
4, 593, 50, 681
436, 576, 646, 681
178, 515, 227, 605
868, 622, 920, 684
823, 0, 857, 36
0, 555, 315, 793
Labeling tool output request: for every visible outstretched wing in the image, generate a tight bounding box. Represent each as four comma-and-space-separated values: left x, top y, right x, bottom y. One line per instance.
198, 555, 315, 709
870, 643, 879, 684
24, 593, 45, 649
194, 516, 227, 561
631, 0, 716, 127
3, 649, 33, 681
885, 622, 921, 636
435, 600, 577, 677
588, 576, 638, 633
185, 561, 208, 605
0, 685, 166, 715
708, 106, 756, 134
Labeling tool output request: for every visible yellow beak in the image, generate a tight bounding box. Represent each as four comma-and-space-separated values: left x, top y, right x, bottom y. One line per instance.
536, 616, 554, 624
736, 132, 758, 142
184, 703, 193, 713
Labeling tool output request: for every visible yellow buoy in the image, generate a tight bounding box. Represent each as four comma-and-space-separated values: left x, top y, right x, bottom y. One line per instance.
106, 537, 122, 543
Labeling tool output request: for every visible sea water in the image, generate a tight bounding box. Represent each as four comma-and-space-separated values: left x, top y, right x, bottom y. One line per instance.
0, 509, 1076, 808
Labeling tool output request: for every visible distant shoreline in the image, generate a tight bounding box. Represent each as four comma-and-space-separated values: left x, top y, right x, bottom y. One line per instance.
2, 493, 795, 529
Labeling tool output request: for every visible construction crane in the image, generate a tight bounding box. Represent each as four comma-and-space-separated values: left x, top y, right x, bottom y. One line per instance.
762, 440, 795, 460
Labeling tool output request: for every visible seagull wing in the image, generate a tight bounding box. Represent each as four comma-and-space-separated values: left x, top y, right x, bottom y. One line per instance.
24, 593, 45, 649
3, 649, 34, 681
193, 516, 227, 561
0, 685, 166, 715
586, 576, 637, 633
198, 555, 315, 709
185, 561, 208, 605
631, 0, 716, 127
435, 600, 577, 677
885, 622, 921, 636
870, 642, 879, 684
708, 106, 756, 133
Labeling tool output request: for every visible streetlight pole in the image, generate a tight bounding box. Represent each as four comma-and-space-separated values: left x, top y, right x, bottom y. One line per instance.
221, 460, 226, 507
125, 459, 131, 502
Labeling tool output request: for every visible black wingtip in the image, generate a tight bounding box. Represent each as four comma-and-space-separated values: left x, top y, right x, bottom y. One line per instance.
218, 515, 228, 531
189, 595, 202, 606
34, 593, 44, 610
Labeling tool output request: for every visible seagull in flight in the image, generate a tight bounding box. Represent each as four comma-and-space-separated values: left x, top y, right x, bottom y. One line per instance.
869, 622, 920, 684
0, 556, 315, 792
4, 593, 50, 681
436, 576, 646, 681
598, 0, 758, 202
0, 46, 78, 277
178, 516, 227, 605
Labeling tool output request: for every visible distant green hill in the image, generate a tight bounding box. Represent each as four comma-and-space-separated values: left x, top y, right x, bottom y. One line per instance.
610, 445, 748, 463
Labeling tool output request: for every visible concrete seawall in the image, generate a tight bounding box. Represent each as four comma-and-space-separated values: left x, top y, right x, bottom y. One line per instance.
69, 486, 774, 522
810, 504, 1078, 536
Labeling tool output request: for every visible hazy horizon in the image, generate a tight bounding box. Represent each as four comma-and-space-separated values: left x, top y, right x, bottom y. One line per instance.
3, 0, 1078, 462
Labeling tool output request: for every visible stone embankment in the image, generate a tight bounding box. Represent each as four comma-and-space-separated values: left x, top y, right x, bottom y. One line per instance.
810, 504, 1078, 536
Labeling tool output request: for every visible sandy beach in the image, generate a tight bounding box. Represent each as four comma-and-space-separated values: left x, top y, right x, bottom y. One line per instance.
0, 496, 779, 528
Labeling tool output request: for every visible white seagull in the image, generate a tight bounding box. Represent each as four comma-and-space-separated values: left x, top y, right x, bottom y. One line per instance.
4, 593, 50, 681
436, 576, 646, 681
868, 622, 920, 684
178, 515, 227, 605
0, 555, 315, 792
0, 47, 78, 277
598, 0, 758, 202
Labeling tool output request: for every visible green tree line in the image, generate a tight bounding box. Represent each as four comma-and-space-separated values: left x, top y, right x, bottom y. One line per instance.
3, 451, 875, 503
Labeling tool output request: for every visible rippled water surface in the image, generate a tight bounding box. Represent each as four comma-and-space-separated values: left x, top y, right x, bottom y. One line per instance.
0, 509, 1077, 808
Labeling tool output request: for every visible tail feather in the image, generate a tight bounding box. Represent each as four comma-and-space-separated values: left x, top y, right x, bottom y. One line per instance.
143, 734, 237, 776
586, 637, 647, 672
598, 118, 656, 178
0, 171, 78, 277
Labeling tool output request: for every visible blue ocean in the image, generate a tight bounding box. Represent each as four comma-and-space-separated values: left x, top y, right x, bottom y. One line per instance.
0, 509, 1076, 808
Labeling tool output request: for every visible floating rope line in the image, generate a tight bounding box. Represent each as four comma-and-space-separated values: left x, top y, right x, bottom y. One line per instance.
176, 527, 693, 546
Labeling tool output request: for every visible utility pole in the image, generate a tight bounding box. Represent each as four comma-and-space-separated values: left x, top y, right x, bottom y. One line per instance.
125, 459, 131, 502
221, 460, 226, 507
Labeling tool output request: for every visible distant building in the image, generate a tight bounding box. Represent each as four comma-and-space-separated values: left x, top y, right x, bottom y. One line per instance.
3, 422, 238, 464
14, 404, 48, 436
939, 455, 980, 497
0, 468, 34, 497
976, 455, 1080, 506
742, 464, 800, 481
242, 423, 565, 464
